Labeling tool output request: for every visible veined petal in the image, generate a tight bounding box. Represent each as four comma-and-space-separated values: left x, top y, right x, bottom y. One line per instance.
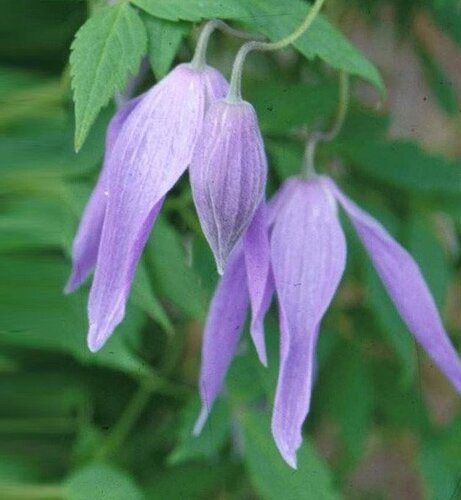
64, 96, 142, 293
244, 203, 272, 366
87, 198, 164, 352
270, 179, 346, 468
266, 179, 297, 227
87, 64, 227, 351
193, 250, 249, 435
325, 176, 461, 393
190, 99, 267, 273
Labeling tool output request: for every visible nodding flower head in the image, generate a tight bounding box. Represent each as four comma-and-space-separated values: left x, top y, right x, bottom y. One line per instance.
190, 99, 267, 274
66, 62, 228, 352
194, 174, 461, 469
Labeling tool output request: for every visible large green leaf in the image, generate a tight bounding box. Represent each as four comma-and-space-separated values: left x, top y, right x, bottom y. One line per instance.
0, 256, 148, 377
131, 261, 174, 335
142, 14, 191, 80
133, 0, 383, 91
144, 463, 230, 500
0, 199, 66, 252
417, 41, 459, 116
147, 217, 206, 319
66, 464, 144, 500
70, 3, 147, 150
317, 341, 373, 459
248, 81, 338, 134
167, 397, 230, 465
419, 443, 461, 500
239, 0, 384, 93
337, 139, 461, 196
131, 0, 246, 22
240, 410, 339, 500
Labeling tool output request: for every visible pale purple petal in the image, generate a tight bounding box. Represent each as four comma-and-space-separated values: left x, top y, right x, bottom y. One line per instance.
87, 198, 164, 352
190, 99, 267, 273
266, 179, 297, 227
193, 250, 249, 435
324, 176, 461, 393
270, 179, 346, 468
244, 203, 272, 366
65, 96, 142, 293
87, 64, 227, 351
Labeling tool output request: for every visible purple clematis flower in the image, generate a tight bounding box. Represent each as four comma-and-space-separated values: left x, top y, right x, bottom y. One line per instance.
194, 174, 461, 468
190, 99, 268, 274
66, 63, 228, 352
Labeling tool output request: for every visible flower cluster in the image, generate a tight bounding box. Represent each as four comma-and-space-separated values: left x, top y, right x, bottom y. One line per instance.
194, 175, 461, 467
67, 22, 461, 468
66, 51, 268, 350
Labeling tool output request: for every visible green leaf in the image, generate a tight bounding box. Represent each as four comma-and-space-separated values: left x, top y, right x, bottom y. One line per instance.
131, 0, 247, 22
0, 372, 85, 420
372, 358, 430, 432
239, 0, 384, 93
417, 42, 458, 116
143, 15, 190, 80
428, 2, 461, 47
66, 464, 144, 500
419, 444, 461, 500
131, 260, 174, 335
247, 81, 338, 135
147, 217, 206, 319
266, 139, 304, 180
144, 463, 230, 500
240, 410, 339, 500
317, 341, 372, 459
338, 139, 461, 196
0, 123, 104, 178
0, 256, 149, 378
70, 4, 147, 150
168, 397, 230, 465
0, 199, 66, 252
134, 0, 383, 92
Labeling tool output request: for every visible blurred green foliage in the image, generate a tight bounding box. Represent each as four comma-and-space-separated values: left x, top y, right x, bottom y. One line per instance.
1, 0, 461, 499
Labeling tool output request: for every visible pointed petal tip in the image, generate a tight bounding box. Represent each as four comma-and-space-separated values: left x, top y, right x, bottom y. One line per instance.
192, 406, 209, 436
87, 324, 107, 353
272, 419, 300, 469
251, 323, 268, 367
278, 445, 298, 469
63, 272, 80, 295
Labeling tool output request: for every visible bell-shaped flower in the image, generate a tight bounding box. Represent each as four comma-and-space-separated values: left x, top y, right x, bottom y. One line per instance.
193, 202, 272, 435
194, 174, 461, 469
66, 63, 228, 352
190, 99, 267, 273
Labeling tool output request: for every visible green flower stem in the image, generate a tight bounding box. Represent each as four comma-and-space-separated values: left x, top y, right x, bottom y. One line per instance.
95, 381, 153, 461
304, 70, 350, 177
226, 0, 327, 102
94, 373, 190, 460
190, 20, 263, 70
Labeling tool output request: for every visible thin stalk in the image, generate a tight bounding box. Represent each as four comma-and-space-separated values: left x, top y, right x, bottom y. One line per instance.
303, 70, 350, 177
227, 0, 327, 102
95, 381, 153, 460
190, 20, 263, 70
